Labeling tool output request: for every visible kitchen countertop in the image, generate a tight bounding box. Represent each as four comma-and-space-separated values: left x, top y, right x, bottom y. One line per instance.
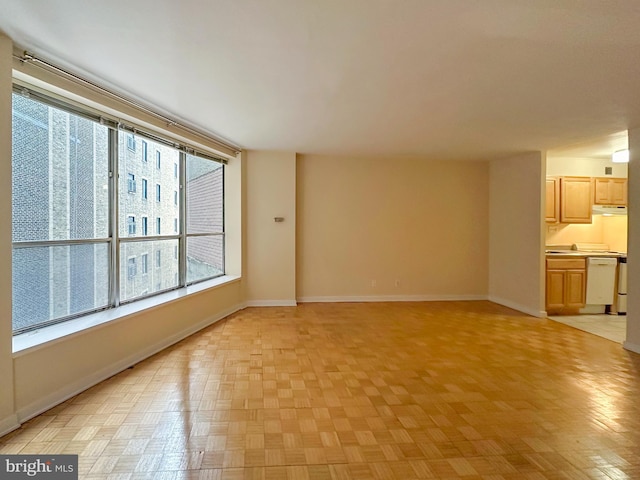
545, 250, 626, 258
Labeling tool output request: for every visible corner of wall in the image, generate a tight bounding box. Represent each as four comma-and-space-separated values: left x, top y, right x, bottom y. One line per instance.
489, 152, 545, 316
0, 31, 16, 431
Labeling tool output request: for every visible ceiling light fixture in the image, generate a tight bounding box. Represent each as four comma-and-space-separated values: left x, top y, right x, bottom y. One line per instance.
612, 149, 629, 163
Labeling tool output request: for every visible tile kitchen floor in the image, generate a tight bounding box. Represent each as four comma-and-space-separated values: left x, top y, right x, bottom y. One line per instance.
548, 314, 627, 343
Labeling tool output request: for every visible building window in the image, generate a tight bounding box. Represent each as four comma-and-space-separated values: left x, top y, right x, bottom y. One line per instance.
127, 257, 137, 278
127, 173, 136, 193
127, 216, 136, 236
11, 90, 225, 334
141, 253, 149, 274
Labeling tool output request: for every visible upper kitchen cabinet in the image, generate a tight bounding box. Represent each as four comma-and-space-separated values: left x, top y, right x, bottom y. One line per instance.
559, 176, 593, 223
546, 177, 560, 223
594, 177, 627, 206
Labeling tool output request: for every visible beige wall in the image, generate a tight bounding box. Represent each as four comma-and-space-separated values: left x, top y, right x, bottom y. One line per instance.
0, 33, 17, 434
602, 216, 628, 253
546, 157, 628, 178
13, 281, 243, 419
625, 128, 640, 353
225, 151, 243, 277
296, 155, 489, 300
546, 215, 628, 252
546, 217, 606, 246
245, 151, 296, 304
489, 152, 546, 317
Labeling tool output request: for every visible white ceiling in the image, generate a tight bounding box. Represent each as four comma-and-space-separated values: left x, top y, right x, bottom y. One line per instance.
2, 0, 640, 160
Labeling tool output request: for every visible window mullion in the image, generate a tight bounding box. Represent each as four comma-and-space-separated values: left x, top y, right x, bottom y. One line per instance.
179, 151, 187, 286
109, 128, 120, 308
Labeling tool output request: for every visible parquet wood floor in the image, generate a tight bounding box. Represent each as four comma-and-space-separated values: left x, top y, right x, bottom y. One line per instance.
2, 301, 640, 479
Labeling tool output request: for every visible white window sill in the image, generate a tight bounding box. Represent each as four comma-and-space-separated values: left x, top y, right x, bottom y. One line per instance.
13, 275, 241, 356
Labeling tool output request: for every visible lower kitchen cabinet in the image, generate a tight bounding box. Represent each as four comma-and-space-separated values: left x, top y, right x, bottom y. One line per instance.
546, 257, 586, 313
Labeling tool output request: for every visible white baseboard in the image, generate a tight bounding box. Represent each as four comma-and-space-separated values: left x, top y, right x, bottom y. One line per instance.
0, 414, 20, 437
297, 294, 487, 303
15, 302, 245, 424
488, 296, 547, 318
245, 300, 297, 307
623, 341, 640, 355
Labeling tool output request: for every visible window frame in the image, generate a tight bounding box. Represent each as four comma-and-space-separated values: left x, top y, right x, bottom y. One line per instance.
127, 256, 137, 278
127, 173, 136, 193
127, 216, 136, 236
141, 178, 148, 200
11, 87, 227, 335
141, 253, 149, 275
142, 140, 148, 162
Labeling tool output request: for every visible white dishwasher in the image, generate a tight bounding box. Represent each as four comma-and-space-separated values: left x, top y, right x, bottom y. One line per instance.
584, 257, 618, 310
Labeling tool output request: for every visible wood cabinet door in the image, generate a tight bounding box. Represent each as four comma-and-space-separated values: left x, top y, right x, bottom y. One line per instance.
560, 177, 592, 223
546, 270, 566, 310
610, 178, 627, 205
565, 269, 586, 308
545, 177, 559, 223
593, 178, 611, 205
594, 177, 628, 206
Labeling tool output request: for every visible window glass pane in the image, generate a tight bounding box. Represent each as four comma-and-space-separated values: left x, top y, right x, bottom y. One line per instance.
12, 243, 109, 332
12, 94, 109, 242
120, 239, 179, 302
119, 133, 179, 237
187, 235, 224, 284
186, 155, 223, 234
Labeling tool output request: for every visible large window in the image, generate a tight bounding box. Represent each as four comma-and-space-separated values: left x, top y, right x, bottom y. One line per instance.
186, 154, 224, 283
11, 90, 225, 334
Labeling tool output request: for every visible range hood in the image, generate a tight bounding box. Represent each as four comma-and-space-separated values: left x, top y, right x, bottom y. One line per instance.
592, 205, 627, 216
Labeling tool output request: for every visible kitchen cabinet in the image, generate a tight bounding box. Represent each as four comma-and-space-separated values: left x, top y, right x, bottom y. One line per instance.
546, 257, 586, 313
559, 177, 592, 224
594, 177, 627, 206
545, 177, 559, 223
